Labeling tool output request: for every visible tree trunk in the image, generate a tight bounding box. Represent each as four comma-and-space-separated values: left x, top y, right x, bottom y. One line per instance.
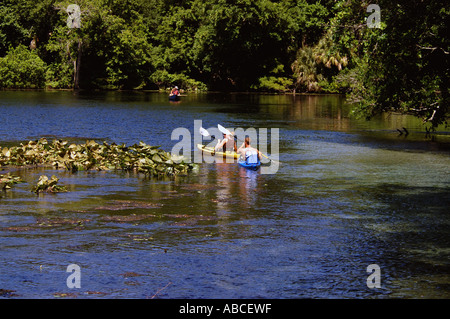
74, 39, 82, 89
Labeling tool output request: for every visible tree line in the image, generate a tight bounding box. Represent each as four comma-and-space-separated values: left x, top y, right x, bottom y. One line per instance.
0, 0, 448, 127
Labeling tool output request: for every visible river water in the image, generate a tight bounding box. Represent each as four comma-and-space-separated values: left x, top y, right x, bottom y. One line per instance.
0, 91, 449, 299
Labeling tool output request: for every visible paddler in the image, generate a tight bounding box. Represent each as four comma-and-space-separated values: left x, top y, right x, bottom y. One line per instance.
215, 132, 237, 153
170, 86, 180, 97
237, 137, 262, 164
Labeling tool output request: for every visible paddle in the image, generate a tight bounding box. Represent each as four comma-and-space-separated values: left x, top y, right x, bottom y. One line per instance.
199, 127, 210, 137
217, 124, 280, 164
199, 126, 219, 155
199, 127, 215, 139
217, 124, 233, 137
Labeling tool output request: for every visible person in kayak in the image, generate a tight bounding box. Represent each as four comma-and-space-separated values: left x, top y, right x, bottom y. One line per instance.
215, 132, 237, 153
237, 137, 262, 164
170, 86, 179, 97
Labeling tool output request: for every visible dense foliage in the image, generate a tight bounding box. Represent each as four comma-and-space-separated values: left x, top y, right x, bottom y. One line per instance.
0, 44, 47, 88
0, 0, 448, 127
330, 0, 449, 127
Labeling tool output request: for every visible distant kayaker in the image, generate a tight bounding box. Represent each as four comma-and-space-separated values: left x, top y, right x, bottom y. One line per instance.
215, 132, 237, 153
237, 137, 262, 164
170, 86, 179, 97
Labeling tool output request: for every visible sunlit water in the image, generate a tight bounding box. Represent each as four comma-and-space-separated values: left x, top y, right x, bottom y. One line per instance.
0, 91, 449, 298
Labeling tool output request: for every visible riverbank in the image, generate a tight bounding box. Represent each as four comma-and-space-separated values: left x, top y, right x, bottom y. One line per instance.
1, 86, 340, 95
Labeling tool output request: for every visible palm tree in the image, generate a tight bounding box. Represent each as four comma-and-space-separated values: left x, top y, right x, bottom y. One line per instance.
291, 30, 348, 93
291, 46, 320, 92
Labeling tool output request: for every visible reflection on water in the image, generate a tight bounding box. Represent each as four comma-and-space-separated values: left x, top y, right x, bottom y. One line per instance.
0, 91, 449, 298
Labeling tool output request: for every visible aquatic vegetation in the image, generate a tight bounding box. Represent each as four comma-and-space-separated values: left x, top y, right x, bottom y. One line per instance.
0, 288, 19, 298
35, 217, 91, 228
53, 292, 78, 298
0, 173, 24, 190
94, 200, 163, 211
32, 175, 68, 194
0, 138, 197, 177
100, 214, 153, 223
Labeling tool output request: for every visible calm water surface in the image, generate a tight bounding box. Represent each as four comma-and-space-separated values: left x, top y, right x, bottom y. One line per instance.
0, 91, 449, 298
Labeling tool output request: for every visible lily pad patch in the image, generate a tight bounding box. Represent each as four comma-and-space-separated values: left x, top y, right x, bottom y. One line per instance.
0, 138, 197, 177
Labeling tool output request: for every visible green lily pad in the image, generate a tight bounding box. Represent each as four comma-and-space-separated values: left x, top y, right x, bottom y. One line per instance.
152, 154, 162, 163
32, 175, 68, 194
0, 173, 24, 190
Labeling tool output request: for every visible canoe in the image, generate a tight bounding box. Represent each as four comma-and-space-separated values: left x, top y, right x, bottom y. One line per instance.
238, 158, 261, 171
196, 144, 239, 159
169, 94, 180, 101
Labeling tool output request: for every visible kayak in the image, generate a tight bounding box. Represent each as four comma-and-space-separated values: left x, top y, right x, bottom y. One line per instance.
196, 144, 239, 159
169, 94, 180, 101
238, 158, 261, 171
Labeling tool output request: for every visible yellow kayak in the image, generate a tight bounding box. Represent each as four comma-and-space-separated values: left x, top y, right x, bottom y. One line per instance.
196, 144, 239, 159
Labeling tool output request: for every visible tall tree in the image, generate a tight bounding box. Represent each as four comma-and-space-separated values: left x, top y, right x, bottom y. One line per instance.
0, 5, 28, 57
45, 0, 154, 89
332, 0, 449, 128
